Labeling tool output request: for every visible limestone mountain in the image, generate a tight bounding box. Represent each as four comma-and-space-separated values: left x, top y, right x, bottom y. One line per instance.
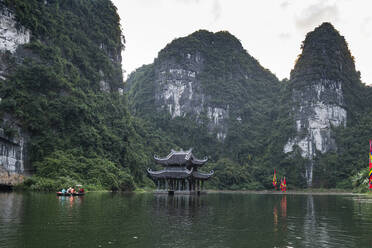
0, 0, 369, 192
126, 30, 281, 161
283, 23, 367, 187
127, 23, 371, 190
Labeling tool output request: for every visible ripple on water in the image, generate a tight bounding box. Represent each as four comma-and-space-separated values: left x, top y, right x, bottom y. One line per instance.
1, 192, 372, 248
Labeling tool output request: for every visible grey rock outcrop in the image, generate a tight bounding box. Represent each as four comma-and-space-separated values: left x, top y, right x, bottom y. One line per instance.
154, 52, 229, 141
284, 23, 357, 186
284, 80, 346, 185
126, 30, 279, 142
0, 5, 30, 186
0, 6, 30, 53
0, 115, 29, 186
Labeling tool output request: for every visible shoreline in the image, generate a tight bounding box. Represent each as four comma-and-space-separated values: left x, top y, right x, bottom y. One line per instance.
205, 189, 357, 196
2, 187, 371, 196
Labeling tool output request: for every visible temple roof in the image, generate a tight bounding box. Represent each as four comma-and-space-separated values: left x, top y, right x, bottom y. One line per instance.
154, 149, 208, 167
192, 170, 214, 179
147, 167, 214, 180
147, 167, 193, 179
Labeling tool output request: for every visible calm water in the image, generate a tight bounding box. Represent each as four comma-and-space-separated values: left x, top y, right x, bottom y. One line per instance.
1, 192, 372, 248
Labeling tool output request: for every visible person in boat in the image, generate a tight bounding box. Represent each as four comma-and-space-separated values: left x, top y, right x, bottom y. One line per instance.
61, 188, 66, 194
67, 187, 72, 193
71, 188, 75, 194
78, 188, 84, 194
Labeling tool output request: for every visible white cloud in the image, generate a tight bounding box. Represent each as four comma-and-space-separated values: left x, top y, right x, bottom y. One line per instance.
113, 0, 372, 84
295, 1, 339, 32
278, 32, 291, 39
212, 0, 222, 22
280, 1, 290, 9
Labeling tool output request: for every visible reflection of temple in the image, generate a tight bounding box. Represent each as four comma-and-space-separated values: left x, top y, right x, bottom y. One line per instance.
147, 149, 214, 194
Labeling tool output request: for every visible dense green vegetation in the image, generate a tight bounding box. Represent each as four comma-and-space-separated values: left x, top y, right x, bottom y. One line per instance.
1, 3, 370, 193
127, 24, 372, 191
0, 0, 174, 191
126, 30, 305, 190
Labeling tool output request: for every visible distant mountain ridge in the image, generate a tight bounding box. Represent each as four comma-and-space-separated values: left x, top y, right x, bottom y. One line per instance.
126, 23, 371, 190
0, 0, 369, 191
126, 30, 279, 141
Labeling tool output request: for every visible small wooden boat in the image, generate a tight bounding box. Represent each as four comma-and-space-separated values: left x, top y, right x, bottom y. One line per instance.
56, 192, 85, 196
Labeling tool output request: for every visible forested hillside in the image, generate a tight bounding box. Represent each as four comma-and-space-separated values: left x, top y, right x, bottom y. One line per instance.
0, 0, 175, 191
1, 1, 371, 192
127, 24, 372, 191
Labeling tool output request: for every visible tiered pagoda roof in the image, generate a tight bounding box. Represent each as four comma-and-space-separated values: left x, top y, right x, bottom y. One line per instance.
148, 149, 213, 180
153, 149, 208, 167
147, 167, 193, 179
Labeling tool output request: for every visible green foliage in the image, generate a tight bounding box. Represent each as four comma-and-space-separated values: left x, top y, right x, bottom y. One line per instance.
126, 30, 290, 190
32, 150, 136, 191
205, 158, 262, 190
0, 0, 164, 191
314, 109, 372, 190
3, 4, 370, 193
290, 22, 367, 123
126, 26, 372, 191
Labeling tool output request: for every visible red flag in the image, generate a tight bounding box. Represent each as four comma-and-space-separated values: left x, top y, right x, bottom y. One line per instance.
370, 140, 372, 169
273, 169, 277, 189
280, 178, 284, 192
283, 177, 287, 192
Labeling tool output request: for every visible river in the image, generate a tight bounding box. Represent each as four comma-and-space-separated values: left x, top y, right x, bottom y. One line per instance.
1, 192, 372, 248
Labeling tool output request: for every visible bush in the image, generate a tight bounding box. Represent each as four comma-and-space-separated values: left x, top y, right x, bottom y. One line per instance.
30, 150, 137, 191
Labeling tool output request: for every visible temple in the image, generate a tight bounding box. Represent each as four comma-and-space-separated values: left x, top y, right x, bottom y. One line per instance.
147, 149, 213, 194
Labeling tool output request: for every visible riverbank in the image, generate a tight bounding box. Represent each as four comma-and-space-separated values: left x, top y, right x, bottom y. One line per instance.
3, 185, 372, 196
205, 189, 357, 195
133, 188, 369, 196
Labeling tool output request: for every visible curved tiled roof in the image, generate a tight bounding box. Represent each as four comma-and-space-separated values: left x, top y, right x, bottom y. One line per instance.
192, 170, 214, 179
154, 149, 208, 166
147, 167, 193, 179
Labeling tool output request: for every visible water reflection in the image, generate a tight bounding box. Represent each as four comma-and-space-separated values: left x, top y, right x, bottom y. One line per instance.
2, 192, 372, 248
57, 195, 84, 208
303, 195, 318, 246
273, 205, 278, 227
301, 195, 355, 247
281, 195, 287, 217
0, 192, 23, 244
273, 195, 287, 234
152, 194, 208, 219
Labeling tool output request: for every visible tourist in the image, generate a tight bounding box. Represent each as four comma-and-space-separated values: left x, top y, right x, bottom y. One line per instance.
79, 187, 84, 194
61, 188, 66, 194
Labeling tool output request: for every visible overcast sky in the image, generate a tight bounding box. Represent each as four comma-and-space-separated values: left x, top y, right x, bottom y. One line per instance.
112, 0, 372, 84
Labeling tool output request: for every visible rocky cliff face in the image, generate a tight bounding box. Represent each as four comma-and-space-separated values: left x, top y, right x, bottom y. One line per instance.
0, 6, 30, 53
284, 23, 357, 186
0, 4, 30, 186
153, 51, 229, 140
0, 121, 29, 185
284, 79, 347, 185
